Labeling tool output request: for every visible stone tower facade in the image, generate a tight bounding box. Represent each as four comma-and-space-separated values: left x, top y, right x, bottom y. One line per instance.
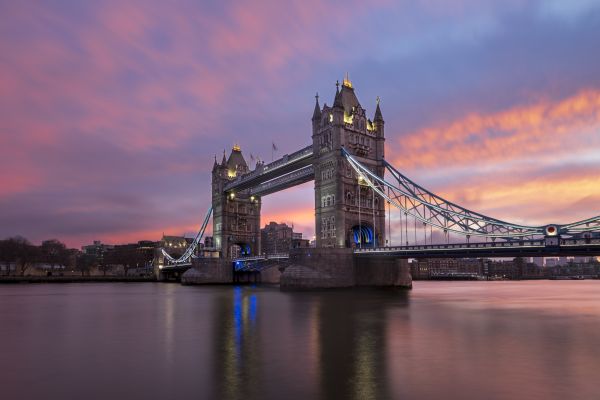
312, 77, 386, 248
212, 146, 262, 259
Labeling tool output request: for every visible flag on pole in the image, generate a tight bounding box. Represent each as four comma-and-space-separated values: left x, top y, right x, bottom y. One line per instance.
272, 142, 278, 151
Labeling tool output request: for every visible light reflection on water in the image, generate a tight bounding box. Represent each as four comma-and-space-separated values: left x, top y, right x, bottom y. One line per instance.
1, 281, 600, 400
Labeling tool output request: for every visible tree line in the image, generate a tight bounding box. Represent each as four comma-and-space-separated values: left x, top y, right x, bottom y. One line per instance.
0, 236, 155, 276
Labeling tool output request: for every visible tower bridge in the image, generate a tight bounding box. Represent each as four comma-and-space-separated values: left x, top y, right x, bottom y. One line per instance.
157, 77, 600, 288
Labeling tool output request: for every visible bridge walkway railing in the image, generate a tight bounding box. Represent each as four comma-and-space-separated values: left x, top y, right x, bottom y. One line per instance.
354, 238, 600, 254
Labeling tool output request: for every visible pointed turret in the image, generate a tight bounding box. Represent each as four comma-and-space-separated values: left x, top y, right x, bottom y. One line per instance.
212, 154, 218, 171
221, 150, 227, 165
312, 93, 321, 121
374, 97, 384, 122
333, 80, 343, 109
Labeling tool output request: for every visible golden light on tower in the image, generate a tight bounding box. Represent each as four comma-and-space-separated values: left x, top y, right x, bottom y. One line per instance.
343, 112, 354, 124
342, 72, 352, 88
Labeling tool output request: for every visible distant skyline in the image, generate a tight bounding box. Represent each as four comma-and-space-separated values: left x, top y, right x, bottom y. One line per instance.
2, 0, 600, 247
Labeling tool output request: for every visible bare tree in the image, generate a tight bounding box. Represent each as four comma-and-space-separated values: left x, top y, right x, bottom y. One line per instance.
9, 236, 39, 276
76, 252, 96, 276
0, 239, 17, 275
40, 239, 69, 274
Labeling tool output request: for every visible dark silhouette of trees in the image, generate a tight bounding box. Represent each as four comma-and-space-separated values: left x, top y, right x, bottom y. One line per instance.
0, 238, 17, 275
9, 236, 40, 276
0, 236, 155, 277
75, 253, 96, 276
40, 239, 69, 272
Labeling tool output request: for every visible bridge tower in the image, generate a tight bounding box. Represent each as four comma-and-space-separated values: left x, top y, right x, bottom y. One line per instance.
312, 76, 386, 248
212, 146, 262, 259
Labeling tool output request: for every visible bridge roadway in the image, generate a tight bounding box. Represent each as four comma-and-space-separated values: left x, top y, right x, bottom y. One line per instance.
158, 262, 191, 271
234, 253, 290, 271
354, 238, 600, 258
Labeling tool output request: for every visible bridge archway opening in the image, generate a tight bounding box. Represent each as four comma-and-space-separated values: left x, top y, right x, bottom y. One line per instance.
351, 225, 374, 247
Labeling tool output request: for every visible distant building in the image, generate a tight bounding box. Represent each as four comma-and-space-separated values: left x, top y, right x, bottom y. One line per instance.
545, 258, 559, 267
531, 257, 544, 267
81, 240, 114, 266
261, 222, 309, 255
411, 258, 483, 279
104, 240, 158, 275
160, 235, 194, 257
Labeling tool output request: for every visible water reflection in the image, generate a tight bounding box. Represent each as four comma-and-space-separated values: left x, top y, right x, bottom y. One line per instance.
2, 282, 600, 400
213, 286, 261, 400
305, 291, 408, 400
211, 287, 409, 400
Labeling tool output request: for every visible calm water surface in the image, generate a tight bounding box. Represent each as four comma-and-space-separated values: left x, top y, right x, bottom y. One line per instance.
1, 281, 600, 400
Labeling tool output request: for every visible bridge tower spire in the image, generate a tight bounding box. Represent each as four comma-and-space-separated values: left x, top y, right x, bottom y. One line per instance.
312, 77, 386, 248
312, 93, 321, 122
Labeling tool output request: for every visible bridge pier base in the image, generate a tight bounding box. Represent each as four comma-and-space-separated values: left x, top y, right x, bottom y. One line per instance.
354, 256, 412, 288
280, 248, 412, 290
181, 258, 233, 285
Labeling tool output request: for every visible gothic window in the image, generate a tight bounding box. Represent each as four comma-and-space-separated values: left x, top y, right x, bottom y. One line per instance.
320, 216, 336, 239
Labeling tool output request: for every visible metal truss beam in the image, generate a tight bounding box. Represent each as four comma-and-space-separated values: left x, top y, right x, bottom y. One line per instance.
342, 148, 600, 240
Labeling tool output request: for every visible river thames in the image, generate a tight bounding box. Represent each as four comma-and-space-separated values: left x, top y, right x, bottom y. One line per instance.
1, 281, 599, 400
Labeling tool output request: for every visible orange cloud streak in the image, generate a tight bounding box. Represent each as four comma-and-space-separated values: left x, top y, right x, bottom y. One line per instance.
433, 167, 600, 226
393, 89, 600, 169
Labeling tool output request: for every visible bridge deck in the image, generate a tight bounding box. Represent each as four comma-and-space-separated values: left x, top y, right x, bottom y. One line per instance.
354, 239, 600, 258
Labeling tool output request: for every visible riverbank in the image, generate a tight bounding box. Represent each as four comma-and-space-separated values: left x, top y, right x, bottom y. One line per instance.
0, 276, 155, 283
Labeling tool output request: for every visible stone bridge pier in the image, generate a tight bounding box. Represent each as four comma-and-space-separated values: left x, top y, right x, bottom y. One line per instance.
280, 248, 411, 290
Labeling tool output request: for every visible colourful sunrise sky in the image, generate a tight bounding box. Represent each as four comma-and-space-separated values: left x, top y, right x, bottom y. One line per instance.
1, 0, 600, 248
